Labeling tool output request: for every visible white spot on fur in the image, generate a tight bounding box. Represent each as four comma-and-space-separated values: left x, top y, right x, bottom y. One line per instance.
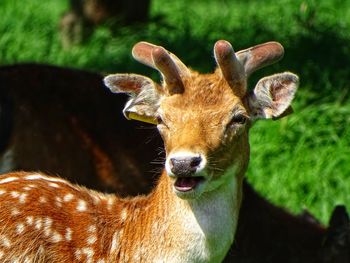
110, 229, 123, 253
0, 189, 6, 195
49, 182, 60, 188
120, 208, 128, 223
0, 235, 11, 248
24, 174, 69, 185
11, 191, 20, 198
52, 231, 63, 243
19, 193, 27, 204
39, 196, 47, 203
11, 208, 20, 216
44, 217, 53, 237
77, 199, 87, 212
65, 228, 72, 241
55, 196, 62, 207
63, 193, 74, 202
0, 176, 18, 184
82, 247, 94, 261
16, 223, 25, 234
107, 198, 115, 211
35, 218, 43, 230
88, 225, 96, 233
75, 249, 82, 260
87, 234, 97, 245
0, 250, 3, 259
26, 216, 34, 226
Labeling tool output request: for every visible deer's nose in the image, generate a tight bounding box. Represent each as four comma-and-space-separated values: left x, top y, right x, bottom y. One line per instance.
170, 156, 202, 177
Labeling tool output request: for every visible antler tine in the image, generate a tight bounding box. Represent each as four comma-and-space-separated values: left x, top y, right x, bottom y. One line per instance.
152, 46, 184, 95
214, 40, 246, 97
237, 42, 284, 76
132, 42, 158, 70
132, 41, 190, 95
132, 42, 190, 77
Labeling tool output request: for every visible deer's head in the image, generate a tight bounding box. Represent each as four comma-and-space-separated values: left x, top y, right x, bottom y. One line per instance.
104, 40, 298, 199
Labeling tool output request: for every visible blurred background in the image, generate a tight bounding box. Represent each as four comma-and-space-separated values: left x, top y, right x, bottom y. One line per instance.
0, 0, 349, 224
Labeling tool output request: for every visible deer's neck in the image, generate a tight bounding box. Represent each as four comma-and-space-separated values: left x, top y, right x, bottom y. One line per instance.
115, 171, 242, 263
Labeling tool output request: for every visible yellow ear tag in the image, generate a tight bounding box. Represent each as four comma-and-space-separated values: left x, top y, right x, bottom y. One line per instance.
127, 112, 158, 125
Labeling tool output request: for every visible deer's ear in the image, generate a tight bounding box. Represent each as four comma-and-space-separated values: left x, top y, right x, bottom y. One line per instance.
247, 72, 299, 120
104, 74, 161, 124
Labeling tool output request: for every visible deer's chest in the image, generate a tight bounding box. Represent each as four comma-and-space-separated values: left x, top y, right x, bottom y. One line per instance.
154, 179, 239, 263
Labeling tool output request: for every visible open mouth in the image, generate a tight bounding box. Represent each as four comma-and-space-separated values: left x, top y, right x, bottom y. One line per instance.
174, 176, 205, 192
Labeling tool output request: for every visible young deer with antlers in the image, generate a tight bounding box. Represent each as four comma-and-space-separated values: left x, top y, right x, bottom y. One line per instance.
0, 40, 298, 262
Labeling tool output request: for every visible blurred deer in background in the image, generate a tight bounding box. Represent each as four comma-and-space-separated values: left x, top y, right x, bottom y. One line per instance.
0, 40, 298, 262
60, 0, 151, 48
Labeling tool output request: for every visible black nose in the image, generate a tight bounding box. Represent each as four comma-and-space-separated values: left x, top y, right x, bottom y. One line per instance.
170, 156, 202, 176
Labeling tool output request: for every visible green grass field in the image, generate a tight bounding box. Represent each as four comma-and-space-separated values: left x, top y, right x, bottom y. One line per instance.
0, 0, 349, 223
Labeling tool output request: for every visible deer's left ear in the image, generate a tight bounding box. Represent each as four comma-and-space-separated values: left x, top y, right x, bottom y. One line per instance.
104, 74, 161, 124
247, 72, 299, 120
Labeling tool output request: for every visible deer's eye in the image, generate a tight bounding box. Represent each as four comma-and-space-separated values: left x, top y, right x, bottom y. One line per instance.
228, 114, 247, 127
232, 114, 247, 124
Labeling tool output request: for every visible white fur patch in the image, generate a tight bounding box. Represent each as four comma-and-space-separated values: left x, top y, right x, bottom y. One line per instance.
43, 217, 53, 237
55, 196, 63, 207
11, 208, 20, 216
77, 200, 87, 212
49, 182, 60, 188
24, 174, 68, 185
16, 223, 25, 234
0, 189, 6, 195
26, 216, 34, 226
110, 229, 123, 253
39, 196, 47, 203
18, 193, 27, 204
120, 208, 128, 223
63, 193, 74, 202
75, 249, 82, 260
87, 235, 97, 245
52, 231, 63, 243
107, 198, 115, 211
0, 176, 18, 184
82, 247, 94, 262
35, 218, 43, 230
88, 225, 96, 233
10, 191, 20, 198
65, 228, 72, 241
0, 235, 11, 248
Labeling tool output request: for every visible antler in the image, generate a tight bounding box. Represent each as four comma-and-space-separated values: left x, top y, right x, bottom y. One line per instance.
214, 40, 284, 97
214, 40, 246, 97
237, 41, 284, 76
132, 42, 190, 95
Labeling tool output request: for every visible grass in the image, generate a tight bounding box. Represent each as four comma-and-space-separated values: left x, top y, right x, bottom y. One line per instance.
0, 0, 349, 223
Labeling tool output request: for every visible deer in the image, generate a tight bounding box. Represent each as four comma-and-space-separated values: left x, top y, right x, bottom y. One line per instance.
0, 63, 348, 263
0, 40, 298, 262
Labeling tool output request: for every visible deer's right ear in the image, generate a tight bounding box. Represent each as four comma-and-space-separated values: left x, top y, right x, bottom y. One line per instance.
247, 72, 299, 120
104, 74, 161, 124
